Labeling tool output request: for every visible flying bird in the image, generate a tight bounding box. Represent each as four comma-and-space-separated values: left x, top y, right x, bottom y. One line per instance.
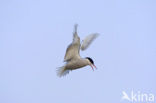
57, 24, 99, 77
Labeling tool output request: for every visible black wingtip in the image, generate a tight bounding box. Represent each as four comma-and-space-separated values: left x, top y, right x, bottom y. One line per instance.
74, 24, 78, 33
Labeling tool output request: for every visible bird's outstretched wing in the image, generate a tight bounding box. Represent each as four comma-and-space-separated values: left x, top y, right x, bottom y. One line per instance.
64, 24, 81, 62
81, 33, 99, 51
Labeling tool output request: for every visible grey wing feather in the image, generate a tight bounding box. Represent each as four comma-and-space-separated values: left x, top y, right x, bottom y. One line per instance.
64, 24, 81, 62
81, 33, 99, 50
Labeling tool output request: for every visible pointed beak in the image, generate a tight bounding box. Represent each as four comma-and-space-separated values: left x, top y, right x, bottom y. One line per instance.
89, 64, 97, 71
92, 64, 97, 69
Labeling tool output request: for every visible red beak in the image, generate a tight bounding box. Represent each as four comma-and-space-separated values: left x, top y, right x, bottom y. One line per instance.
92, 64, 97, 69
89, 64, 97, 71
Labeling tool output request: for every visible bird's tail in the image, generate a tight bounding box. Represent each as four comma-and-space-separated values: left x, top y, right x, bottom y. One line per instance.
57, 66, 70, 77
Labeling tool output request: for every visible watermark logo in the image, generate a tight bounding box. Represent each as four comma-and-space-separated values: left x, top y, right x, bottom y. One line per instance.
121, 90, 155, 102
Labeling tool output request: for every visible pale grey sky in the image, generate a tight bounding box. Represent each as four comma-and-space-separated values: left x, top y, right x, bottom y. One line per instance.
0, 0, 156, 103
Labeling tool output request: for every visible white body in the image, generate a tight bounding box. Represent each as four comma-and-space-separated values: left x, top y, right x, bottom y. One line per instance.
57, 24, 99, 77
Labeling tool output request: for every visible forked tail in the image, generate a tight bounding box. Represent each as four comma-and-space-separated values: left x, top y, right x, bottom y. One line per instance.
57, 66, 70, 77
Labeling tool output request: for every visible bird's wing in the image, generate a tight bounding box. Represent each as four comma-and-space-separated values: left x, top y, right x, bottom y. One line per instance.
64, 24, 81, 62
81, 33, 99, 51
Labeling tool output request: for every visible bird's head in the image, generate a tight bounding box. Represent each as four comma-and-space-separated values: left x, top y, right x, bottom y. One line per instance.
85, 57, 97, 71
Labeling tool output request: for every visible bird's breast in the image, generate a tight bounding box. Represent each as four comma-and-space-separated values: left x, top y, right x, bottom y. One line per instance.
65, 59, 88, 70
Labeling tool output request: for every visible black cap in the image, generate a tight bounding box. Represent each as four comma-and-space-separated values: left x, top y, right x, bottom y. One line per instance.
85, 57, 94, 64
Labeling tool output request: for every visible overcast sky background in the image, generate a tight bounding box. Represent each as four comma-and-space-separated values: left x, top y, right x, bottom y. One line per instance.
0, 0, 156, 103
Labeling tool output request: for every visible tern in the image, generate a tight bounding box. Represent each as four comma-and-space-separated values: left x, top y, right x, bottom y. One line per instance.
57, 24, 99, 77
